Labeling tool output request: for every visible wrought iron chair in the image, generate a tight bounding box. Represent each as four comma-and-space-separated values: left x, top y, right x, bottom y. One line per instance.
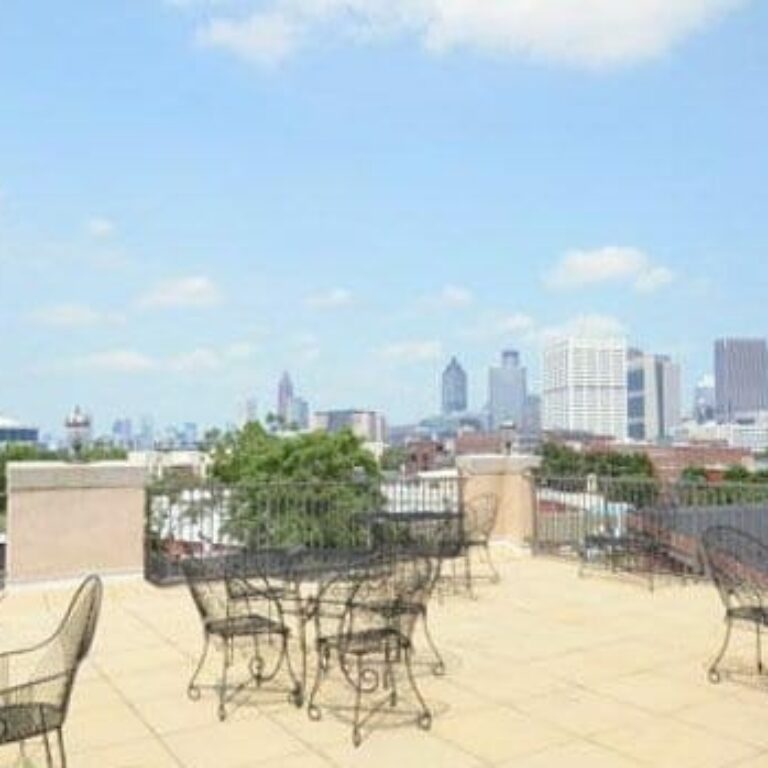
371, 513, 460, 675
307, 556, 434, 747
700, 526, 768, 683
182, 556, 301, 721
0, 574, 103, 768
460, 494, 500, 593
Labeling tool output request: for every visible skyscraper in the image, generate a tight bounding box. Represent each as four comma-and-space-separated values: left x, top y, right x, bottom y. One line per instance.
277, 372, 294, 423
714, 338, 768, 421
488, 350, 528, 430
441, 357, 468, 414
694, 375, 716, 423
542, 336, 628, 440
627, 350, 681, 442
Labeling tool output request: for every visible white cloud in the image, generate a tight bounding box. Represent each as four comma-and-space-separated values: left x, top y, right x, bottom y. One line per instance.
634, 265, 675, 293
74, 349, 156, 373
462, 311, 535, 341
378, 339, 442, 363
291, 332, 322, 362
168, 348, 222, 372
198, 11, 301, 66
192, 0, 745, 68
307, 287, 354, 309
66, 341, 254, 375
29, 303, 124, 328
224, 341, 255, 360
545, 246, 675, 293
138, 275, 222, 309
539, 313, 627, 342
425, 284, 474, 309
86, 217, 115, 239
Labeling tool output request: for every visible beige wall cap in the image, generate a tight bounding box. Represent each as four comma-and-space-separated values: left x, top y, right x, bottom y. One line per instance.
456, 454, 542, 476
7, 461, 149, 491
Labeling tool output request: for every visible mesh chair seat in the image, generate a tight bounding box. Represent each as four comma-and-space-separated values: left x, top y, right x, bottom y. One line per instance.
727, 605, 768, 624
323, 626, 405, 656
205, 613, 289, 639
0, 703, 64, 744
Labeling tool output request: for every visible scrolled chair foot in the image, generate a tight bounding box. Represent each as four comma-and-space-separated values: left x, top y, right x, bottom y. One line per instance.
290, 685, 304, 708
708, 668, 722, 684
352, 728, 362, 748
187, 685, 201, 701
417, 712, 432, 731
308, 704, 322, 721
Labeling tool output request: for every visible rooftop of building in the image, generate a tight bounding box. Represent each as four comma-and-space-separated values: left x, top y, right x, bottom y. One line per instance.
2, 549, 767, 768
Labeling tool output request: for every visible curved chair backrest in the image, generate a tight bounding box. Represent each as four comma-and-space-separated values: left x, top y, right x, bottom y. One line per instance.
701, 526, 768, 609
463, 494, 499, 545
181, 557, 229, 624
47, 574, 103, 673
31, 574, 103, 716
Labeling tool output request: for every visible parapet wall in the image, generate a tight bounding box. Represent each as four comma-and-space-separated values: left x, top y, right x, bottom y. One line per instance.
6, 462, 148, 585
457, 454, 541, 545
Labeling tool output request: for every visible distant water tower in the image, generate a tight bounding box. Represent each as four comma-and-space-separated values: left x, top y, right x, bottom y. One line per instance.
65, 406, 92, 460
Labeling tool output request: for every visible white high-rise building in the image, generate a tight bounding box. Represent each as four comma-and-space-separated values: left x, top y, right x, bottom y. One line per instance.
627, 350, 681, 442
542, 336, 628, 440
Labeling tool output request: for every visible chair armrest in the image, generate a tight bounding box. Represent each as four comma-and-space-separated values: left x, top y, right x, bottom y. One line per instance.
0, 670, 71, 708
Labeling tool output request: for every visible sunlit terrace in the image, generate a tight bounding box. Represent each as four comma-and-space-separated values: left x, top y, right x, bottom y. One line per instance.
2, 548, 768, 768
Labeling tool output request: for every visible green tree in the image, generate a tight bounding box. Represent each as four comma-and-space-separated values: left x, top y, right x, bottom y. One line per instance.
380, 445, 409, 473
723, 464, 752, 483
680, 466, 709, 483
208, 424, 382, 549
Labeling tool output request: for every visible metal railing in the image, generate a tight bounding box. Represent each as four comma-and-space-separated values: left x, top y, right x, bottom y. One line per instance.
145, 476, 462, 585
534, 476, 768, 576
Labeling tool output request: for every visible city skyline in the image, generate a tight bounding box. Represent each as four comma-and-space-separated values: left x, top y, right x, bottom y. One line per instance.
2, 2, 767, 432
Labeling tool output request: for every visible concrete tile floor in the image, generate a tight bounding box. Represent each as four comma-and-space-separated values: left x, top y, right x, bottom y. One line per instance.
1, 549, 768, 767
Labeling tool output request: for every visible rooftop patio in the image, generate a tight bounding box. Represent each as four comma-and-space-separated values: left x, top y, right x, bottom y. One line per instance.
2, 548, 767, 768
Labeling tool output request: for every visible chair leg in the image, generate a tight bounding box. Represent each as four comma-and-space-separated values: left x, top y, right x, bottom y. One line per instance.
307, 644, 328, 721
403, 644, 432, 731
57, 728, 67, 768
421, 608, 446, 676
188, 632, 210, 701
219, 637, 232, 721
756, 622, 764, 674
41, 729, 54, 768
352, 655, 364, 748
708, 616, 733, 684
484, 543, 500, 584
464, 549, 475, 599
282, 630, 303, 707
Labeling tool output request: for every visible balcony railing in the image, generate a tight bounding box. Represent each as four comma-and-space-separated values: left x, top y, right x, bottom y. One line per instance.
534, 475, 768, 576
145, 476, 462, 585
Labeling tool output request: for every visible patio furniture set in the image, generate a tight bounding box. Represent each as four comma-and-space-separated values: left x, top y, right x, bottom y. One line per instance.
181, 494, 501, 746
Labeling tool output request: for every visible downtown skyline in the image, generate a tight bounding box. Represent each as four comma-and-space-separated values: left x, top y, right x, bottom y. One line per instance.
1, 1, 767, 433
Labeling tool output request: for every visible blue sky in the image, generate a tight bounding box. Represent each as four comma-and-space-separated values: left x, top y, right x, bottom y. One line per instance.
1, 0, 766, 435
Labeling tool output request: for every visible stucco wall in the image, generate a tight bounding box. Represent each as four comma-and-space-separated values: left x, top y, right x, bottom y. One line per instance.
457, 454, 541, 545
6, 462, 147, 584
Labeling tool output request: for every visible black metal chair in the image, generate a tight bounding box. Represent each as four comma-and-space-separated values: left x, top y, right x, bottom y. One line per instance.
0, 574, 103, 768
371, 513, 460, 675
182, 557, 301, 720
700, 526, 768, 683
461, 494, 500, 592
307, 556, 434, 747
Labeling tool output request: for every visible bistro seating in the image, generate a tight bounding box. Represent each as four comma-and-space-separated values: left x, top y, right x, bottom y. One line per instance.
306, 555, 434, 746
0, 575, 102, 768
700, 525, 768, 683
182, 557, 302, 720
460, 494, 501, 594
